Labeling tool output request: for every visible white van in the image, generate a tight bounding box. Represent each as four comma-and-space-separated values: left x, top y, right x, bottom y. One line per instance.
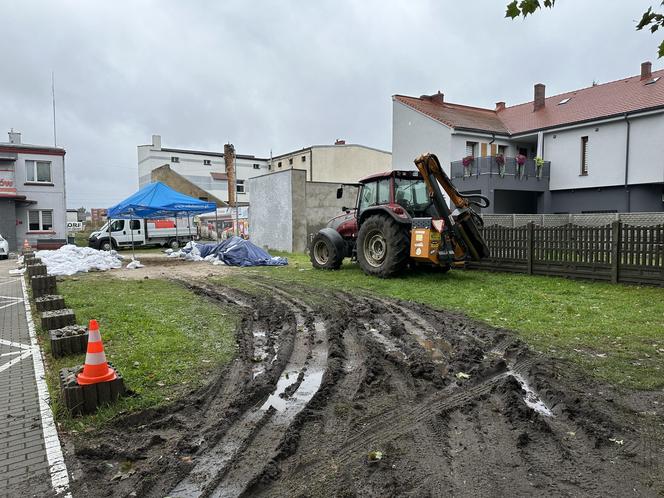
89, 218, 196, 251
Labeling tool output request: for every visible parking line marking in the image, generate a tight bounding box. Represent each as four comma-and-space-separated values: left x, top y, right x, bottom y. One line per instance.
20, 276, 71, 497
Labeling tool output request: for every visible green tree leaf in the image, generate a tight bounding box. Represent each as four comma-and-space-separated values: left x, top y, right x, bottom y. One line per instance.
505, 1, 520, 19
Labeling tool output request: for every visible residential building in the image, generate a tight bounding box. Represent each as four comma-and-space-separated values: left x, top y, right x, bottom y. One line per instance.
392, 61, 664, 214
137, 136, 392, 208
137, 135, 269, 204
0, 131, 67, 252
268, 140, 392, 183
90, 208, 108, 226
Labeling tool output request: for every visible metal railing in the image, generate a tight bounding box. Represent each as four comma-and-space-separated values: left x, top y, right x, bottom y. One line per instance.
450, 157, 550, 181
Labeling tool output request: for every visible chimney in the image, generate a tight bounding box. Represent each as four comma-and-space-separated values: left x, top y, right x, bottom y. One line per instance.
641, 61, 652, 81
495, 101, 506, 112
430, 91, 444, 104
8, 129, 21, 144
533, 83, 546, 112
152, 134, 162, 150
224, 143, 236, 207
335, 139, 346, 145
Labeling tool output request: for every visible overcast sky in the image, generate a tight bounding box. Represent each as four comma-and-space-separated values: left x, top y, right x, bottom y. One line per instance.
1, 0, 660, 208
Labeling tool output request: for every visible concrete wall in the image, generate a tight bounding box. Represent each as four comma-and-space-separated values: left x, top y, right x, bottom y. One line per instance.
392, 99, 452, 171
248, 170, 294, 251
0, 199, 17, 251
248, 169, 360, 253
303, 180, 359, 252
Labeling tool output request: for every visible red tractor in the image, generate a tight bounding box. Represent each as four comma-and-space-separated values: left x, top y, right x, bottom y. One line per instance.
309, 153, 490, 277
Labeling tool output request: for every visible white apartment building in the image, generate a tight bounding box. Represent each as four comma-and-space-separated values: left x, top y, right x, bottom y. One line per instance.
137, 135, 269, 204
138, 136, 392, 205
0, 131, 67, 251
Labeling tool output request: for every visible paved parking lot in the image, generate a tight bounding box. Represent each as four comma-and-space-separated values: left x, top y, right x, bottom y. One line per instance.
0, 260, 69, 496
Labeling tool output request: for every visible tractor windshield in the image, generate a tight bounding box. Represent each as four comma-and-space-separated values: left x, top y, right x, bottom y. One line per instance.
394, 177, 434, 217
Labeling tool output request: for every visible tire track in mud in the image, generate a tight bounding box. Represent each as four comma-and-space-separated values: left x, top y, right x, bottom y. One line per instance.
67, 278, 663, 497
169, 282, 329, 498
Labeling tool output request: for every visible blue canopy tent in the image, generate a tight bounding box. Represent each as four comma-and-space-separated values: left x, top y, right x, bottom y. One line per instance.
106, 182, 218, 259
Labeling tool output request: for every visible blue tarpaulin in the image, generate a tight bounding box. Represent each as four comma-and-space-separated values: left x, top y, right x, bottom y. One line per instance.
190, 237, 287, 267
108, 182, 217, 219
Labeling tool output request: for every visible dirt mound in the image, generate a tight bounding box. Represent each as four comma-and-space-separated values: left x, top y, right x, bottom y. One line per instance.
64, 279, 664, 497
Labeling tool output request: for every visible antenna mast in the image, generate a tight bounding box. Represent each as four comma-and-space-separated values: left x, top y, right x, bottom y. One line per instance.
52, 71, 57, 146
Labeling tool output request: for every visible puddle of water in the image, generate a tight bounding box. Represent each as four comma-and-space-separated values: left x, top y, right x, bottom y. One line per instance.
509, 371, 553, 417
260, 370, 301, 411
261, 321, 328, 413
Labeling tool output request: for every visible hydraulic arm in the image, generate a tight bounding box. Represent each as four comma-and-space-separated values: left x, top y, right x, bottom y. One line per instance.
414, 153, 490, 263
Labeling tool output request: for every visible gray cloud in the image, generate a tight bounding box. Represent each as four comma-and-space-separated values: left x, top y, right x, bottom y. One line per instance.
0, 0, 657, 207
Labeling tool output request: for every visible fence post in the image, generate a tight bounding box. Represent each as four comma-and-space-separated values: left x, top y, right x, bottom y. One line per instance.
527, 222, 534, 275
611, 221, 621, 284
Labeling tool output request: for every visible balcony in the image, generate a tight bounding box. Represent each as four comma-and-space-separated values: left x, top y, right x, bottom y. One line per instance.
450, 156, 550, 193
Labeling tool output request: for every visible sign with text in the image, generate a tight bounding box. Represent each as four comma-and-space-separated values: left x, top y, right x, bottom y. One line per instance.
67, 221, 84, 232
0, 167, 16, 194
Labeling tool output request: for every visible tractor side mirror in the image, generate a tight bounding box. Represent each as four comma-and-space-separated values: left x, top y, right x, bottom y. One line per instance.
336, 186, 343, 199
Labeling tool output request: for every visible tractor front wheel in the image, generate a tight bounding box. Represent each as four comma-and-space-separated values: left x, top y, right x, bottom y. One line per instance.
310, 229, 345, 270
357, 215, 409, 278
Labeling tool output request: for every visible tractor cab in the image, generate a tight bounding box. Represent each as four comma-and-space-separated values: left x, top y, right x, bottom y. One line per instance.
355, 170, 435, 221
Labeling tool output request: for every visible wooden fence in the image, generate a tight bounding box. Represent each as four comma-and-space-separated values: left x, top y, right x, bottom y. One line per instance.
467, 222, 664, 286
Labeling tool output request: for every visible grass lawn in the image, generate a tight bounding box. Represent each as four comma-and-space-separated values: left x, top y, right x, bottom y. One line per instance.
237, 251, 664, 390
42, 276, 238, 430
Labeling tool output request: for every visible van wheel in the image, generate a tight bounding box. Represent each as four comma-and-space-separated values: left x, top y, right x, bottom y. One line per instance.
100, 240, 114, 251
169, 239, 180, 250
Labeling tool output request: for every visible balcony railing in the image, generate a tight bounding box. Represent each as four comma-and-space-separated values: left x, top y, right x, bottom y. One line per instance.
450, 157, 550, 181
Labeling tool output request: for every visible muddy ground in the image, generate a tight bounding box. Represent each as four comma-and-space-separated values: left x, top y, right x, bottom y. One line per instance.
62, 273, 664, 497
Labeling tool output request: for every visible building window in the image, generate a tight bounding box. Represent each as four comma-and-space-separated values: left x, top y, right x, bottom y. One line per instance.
465, 141, 477, 158
580, 136, 589, 176
289, 158, 293, 165
26, 160, 52, 183
278, 161, 282, 168
253, 163, 260, 169
28, 210, 53, 231
497, 145, 507, 156
236, 179, 245, 194
203, 159, 211, 166
301, 156, 306, 162
171, 156, 180, 163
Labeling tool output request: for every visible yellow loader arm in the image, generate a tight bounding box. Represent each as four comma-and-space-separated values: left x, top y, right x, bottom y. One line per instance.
414, 153, 490, 262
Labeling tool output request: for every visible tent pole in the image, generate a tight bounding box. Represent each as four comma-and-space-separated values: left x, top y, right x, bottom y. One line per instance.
175, 212, 179, 248
130, 215, 135, 260
215, 209, 219, 242
107, 215, 111, 252
188, 213, 191, 243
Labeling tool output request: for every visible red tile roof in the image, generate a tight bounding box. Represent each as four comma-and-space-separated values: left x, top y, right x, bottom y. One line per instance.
210, 172, 228, 181
395, 68, 664, 136
394, 95, 509, 134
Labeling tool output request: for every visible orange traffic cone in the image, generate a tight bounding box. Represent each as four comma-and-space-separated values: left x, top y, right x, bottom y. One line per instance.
77, 319, 117, 385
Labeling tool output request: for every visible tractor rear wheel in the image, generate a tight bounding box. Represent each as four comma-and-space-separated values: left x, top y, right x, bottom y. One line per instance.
357, 215, 409, 278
